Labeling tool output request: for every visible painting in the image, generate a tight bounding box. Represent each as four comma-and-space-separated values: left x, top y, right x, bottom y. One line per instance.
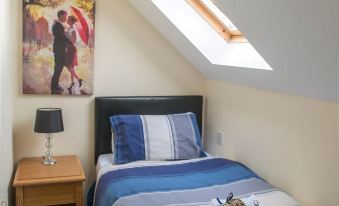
23, 0, 95, 95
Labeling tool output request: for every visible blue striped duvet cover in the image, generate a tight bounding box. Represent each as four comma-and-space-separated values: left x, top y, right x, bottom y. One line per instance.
93, 157, 295, 206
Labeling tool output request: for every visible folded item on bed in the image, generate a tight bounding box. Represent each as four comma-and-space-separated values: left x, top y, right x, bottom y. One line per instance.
93, 156, 299, 206
110, 112, 205, 164
165, 191, 299, 206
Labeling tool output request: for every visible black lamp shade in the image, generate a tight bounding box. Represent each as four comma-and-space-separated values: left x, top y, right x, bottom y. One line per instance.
34, 108, 64, 133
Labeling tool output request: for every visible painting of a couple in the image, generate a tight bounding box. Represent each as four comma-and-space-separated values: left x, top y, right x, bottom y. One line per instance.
23, 0, 95, 95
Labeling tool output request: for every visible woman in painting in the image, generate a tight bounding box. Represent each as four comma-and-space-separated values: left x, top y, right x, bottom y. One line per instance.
65, 15, 83, 92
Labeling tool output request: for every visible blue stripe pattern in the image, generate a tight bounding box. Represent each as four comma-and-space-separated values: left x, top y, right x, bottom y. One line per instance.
110, 113, 205, 164
110, 115, 145, 163
189, 114, 205, 157
168, 114, 199, 158
94, 158, 261, 206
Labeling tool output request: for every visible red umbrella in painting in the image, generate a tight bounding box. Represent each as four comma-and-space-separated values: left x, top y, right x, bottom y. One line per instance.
71, 6, 89, 45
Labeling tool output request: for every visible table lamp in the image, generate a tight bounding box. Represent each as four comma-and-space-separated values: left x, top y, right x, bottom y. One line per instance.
34, 108, 64, 165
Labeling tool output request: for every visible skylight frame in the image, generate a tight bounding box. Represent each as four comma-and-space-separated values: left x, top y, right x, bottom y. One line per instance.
186, 0, 247, 43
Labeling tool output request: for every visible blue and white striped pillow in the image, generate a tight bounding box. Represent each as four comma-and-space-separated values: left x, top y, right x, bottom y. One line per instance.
110, 112, 205, 164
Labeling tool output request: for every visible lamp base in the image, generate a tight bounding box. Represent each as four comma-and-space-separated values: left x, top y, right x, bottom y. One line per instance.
42, 133, 57, 165
42, 157, 57, 165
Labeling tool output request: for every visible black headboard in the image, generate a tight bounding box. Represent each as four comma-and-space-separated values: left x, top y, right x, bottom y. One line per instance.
94, 96, 203, 163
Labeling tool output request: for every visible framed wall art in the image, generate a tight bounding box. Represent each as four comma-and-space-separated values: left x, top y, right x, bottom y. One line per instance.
23, 0, 95, 95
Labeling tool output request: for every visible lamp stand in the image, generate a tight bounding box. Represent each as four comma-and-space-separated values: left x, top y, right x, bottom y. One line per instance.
42, 133, 57, 165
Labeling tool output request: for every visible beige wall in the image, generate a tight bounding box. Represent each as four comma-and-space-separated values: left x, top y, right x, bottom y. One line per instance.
205, 80, 339, 206
0, 0, 13, 204
11, 0, 205, 191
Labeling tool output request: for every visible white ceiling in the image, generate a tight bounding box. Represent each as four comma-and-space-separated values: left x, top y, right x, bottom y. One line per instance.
129, 0, 339, 101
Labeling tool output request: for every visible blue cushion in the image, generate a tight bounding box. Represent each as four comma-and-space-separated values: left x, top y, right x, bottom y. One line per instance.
110, 113, 205, 164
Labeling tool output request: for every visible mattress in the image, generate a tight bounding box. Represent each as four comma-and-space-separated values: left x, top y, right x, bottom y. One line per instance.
95, 154, 300, 206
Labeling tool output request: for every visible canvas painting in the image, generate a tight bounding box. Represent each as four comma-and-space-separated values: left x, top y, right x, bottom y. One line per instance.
23, 0, 95, 95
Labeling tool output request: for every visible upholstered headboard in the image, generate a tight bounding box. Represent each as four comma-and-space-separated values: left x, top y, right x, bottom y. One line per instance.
94, 96, 203, 164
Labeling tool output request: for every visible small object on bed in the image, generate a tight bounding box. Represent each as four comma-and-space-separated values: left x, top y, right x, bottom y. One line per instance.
224, 193, 246, 206
225, 199, 246, 206
215, 193, 246, 206
213, 194, 260, 206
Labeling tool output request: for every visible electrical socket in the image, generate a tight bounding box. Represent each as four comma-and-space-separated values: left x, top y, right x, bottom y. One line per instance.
216, 131, 224, 145
0, 199, 7, 206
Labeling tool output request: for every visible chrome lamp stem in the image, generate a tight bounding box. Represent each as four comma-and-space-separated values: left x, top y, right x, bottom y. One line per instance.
42, 133, 57, 165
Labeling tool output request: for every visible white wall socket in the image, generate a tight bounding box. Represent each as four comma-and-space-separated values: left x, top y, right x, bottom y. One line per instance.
1, 199, 7, 206
216, 131, 224, 145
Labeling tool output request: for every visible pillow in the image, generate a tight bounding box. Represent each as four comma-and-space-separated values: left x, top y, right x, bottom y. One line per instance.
111, 128, 115, 160
110, 112, 205, 164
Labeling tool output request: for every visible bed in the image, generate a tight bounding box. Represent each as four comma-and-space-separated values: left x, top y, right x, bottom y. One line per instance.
91, 96, 299, 206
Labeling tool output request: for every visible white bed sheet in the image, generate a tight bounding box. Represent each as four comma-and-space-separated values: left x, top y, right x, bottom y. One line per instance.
96, 153, 198, 175
96, 153, 114, 175
96, 153, 214, 177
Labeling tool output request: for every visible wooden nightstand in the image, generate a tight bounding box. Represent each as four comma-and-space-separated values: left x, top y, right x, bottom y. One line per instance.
13, 155, 85, 206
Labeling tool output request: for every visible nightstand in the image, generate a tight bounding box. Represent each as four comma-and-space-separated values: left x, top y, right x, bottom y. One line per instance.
13, 155, 85, 206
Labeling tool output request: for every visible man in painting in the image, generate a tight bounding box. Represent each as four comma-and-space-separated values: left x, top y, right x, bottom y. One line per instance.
51, 10, 69, 94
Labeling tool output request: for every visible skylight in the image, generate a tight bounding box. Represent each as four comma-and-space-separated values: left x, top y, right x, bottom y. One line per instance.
201, 0, 238, 31
151, 0, 272, 70
186, 0, 246, 43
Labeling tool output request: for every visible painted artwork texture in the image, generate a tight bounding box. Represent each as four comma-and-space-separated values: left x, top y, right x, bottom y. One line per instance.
23, 0, 95, 95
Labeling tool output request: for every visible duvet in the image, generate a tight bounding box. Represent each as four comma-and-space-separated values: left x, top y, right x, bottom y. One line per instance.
94, 156, 299, 206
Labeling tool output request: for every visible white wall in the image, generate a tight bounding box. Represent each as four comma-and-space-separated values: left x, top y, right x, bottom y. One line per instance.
0, 0, 14, 204
11, 0, 205, 193
205, 80, 339, 206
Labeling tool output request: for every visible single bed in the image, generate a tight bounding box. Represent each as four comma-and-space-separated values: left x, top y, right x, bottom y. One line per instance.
91, 96, 299, 206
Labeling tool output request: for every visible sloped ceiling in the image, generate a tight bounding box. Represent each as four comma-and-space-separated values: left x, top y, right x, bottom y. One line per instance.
129, 0, 339, 101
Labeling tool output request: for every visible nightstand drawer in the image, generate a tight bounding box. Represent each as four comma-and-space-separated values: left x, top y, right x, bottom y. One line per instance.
24, 182, 78, 206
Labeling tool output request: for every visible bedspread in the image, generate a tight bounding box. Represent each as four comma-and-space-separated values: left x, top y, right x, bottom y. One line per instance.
94, 156, 299, 206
